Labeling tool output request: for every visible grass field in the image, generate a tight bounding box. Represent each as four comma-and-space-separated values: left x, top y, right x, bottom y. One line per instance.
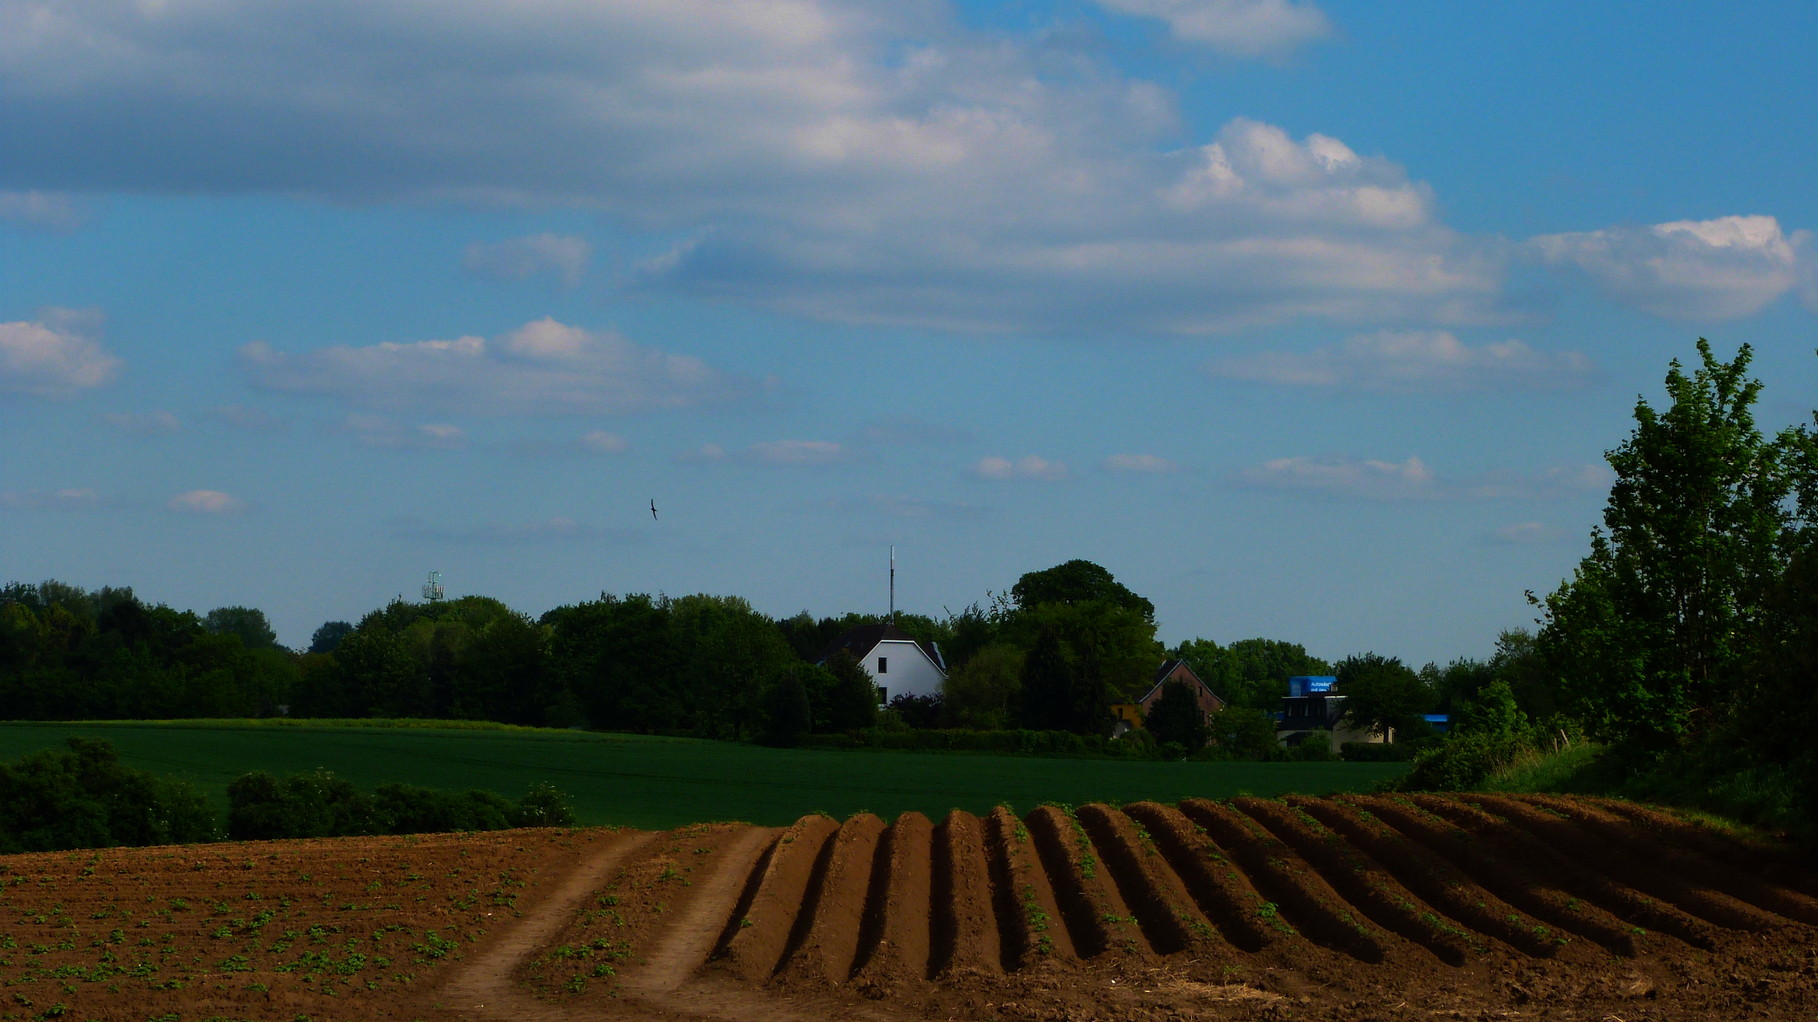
0, 720, 1408, 830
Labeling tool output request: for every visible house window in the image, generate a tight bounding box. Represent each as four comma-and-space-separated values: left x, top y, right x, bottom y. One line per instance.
876, 686, 888, 704
877, 656, 888, 674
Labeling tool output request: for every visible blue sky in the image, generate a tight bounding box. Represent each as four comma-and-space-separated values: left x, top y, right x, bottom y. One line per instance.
4, 0, 1815, 666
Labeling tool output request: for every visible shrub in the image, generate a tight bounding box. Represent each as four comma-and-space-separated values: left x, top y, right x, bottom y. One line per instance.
0, 738, 216, 851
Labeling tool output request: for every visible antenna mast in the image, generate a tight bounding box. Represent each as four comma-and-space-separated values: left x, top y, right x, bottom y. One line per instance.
889, 545, 896, 623
422, 571, 445, 603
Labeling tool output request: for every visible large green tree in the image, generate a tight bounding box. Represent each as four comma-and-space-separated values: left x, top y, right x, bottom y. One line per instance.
1536, 340, 1795, 751
1335, 652, 1433, 741
1011, 560, 1155, 623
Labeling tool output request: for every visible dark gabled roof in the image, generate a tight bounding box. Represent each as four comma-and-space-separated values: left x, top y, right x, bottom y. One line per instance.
818, 622, 947, 672
1131, 659, 1226, 707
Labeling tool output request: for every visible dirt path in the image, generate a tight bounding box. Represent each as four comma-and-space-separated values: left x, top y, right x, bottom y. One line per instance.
431, 829, 657, 1020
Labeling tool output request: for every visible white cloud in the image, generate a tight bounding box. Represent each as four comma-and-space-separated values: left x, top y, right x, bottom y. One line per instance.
0, 190, 84, 231
1207, 330, 1597, 393
463, 233, 591, 287
1, 488, 102, 510
973, 455, 1069, 481
579, 430, 629, 454
168, 489, 248, 514
1530, 215, 1810, 320
338, 414, 468, 449
1241, 456, 1610, 501
1103, 453, 1178, 473
2, 2, 1501, 335
99, 410, 180, 435
1094, 0, 1331, 57
240, 317, 751, 415
0, 309, 120, 397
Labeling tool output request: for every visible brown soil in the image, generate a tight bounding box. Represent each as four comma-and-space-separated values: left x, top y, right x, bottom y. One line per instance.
2, 795, 1815, 1021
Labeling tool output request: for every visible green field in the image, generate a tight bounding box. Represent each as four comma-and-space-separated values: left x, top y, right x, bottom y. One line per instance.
0, 721, 1407, 830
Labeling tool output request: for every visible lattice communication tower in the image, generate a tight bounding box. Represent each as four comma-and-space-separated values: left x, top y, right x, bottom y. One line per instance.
422, 571, 445, 603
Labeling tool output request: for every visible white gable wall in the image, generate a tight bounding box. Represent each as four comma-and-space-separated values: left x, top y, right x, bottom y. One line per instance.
863, 638, 945, 703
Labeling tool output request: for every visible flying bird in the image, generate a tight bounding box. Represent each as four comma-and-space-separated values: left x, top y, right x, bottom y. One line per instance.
650, 498, 658, 521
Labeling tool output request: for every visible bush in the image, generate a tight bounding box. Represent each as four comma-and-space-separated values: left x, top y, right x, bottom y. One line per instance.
514, 781, 576, 828
0, 738, 216, 852
227, 769, 574, 839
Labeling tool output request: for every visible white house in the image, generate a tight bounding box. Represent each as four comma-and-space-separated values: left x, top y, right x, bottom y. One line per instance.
818, 622, 948, 704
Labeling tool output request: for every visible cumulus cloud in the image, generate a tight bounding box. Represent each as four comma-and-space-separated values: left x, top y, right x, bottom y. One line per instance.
168, 489, 248, 514
0, 309, 120, 397
1240, 456, 1610, 501
2, 2, 1500, 335
1094, 0, 1331, 57
98, 410, 180, 435
1, 488, 102, 510
240, 317, 751, 415
1207, 330, 1598, 393
463, 233, 591, 287
0, 190, 84, 231
1530, 215, 1811, 320
972, 455, 1069, 481
1103, 453, 1178, 473
338, 414, 468, 449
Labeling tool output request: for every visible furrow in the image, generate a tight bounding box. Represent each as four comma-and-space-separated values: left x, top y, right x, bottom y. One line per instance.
775, 813, 885, 986
709, 832, 779, 962
1496, 795, 1777, 931
1120, 802, 1275, 953
1024, 805, 1114, 958
1457, 795, 1720, 949
1179, 798, 1384, 962
985, 805, 1069, 969
716, 813, 840, 983
930, 809, 1004, 979
1074, 804, 1197, 955
1356, 795, 1632, 955
1293, 797, 1557, 958
1583, 797, 1818, 902
1244, 797, 1473, 966
1517, 795, 1811, 928
848, 810, 933, 989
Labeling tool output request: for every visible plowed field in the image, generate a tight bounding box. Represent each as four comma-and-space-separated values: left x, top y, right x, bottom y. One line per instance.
1, 795, 1814, 1021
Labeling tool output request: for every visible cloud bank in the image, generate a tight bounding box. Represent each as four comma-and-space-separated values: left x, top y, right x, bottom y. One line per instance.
2, 1, 1498, 335
1208, 330, 1597, 393
241, 317, 751, 415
